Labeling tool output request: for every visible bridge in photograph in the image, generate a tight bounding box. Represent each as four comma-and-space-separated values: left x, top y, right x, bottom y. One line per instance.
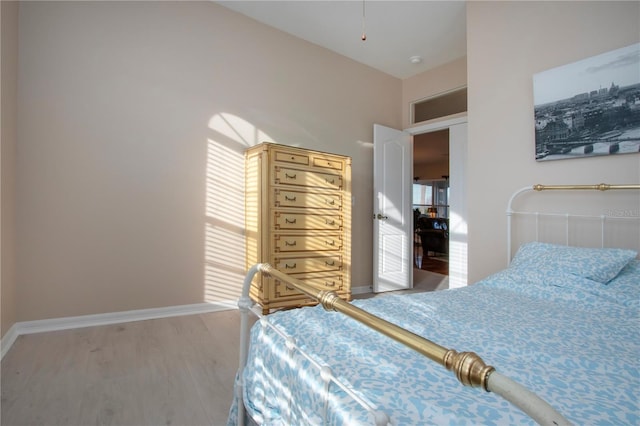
538, 135, 640, 159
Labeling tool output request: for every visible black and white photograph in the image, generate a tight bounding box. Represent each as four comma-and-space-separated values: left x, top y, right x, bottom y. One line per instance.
533, 43, 640, 161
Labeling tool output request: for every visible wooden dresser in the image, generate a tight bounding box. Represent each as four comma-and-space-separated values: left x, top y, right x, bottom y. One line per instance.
245, 142, 352, 314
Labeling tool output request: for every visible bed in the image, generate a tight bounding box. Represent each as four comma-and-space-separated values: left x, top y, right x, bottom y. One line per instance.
228, 184, 640, 425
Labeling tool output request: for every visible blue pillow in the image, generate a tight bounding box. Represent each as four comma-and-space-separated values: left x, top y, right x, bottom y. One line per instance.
600, 260, 640, 307
510, 242, 637, 284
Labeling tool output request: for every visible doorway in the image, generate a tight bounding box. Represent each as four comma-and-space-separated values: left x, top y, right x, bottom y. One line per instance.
413, 130, 450, 287
408, 117, 467, 291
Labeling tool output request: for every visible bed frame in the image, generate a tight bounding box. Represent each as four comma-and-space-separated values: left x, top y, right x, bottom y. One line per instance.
235, 183, 640, 426
507, 183, 640, 263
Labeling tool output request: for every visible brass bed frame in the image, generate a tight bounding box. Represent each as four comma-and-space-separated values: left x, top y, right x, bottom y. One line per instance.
236, 183, 640, 426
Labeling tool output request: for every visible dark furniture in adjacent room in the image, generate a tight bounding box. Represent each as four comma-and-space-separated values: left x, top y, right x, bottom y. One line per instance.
416, 216, 449, 256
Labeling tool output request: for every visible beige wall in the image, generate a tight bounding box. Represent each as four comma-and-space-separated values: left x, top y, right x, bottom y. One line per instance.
14, 1, 401, 322
467, 1, 640, 283
1, 1, 19, 337
402, 56, 467, 129
5, 0, 639, 329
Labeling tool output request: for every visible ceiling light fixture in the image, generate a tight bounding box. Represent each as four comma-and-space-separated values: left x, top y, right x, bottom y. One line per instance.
410, 56, 423, 64
361, 0, 366, 41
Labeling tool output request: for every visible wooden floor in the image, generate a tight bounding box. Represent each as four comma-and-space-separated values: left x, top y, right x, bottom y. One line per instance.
414, 244, 449, 275
1, 310, 246, 426
418, 256, 449, 275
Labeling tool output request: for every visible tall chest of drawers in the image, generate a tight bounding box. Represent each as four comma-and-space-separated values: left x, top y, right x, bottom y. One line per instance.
245, 142, 352, 314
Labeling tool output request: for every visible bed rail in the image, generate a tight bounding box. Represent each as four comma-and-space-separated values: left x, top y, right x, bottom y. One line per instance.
237, 263, 572, 426
507, 183, 640, 263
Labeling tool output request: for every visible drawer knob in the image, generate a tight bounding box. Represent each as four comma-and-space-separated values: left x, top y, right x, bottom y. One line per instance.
326, 199, 335, 205
325, 260, 335, 266
285, 218, 297, 224
325, 240, 335, 246
326, 219, 335, 225
285, 263, 297, 269
285, 195, 297, 201
285, 173, 297, 179
285, 241, 297, 246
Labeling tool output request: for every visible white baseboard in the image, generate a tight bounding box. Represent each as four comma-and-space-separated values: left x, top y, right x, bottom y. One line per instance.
0, 300, 237, 360
1, 324, 19, 360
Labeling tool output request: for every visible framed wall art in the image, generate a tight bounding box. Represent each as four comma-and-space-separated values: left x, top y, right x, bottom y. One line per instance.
533, 43, 640, 161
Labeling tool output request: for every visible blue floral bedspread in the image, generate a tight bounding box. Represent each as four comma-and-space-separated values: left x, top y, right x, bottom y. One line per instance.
228, 260, 640, 425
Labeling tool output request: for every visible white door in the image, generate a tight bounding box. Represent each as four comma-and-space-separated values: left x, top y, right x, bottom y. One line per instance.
373, 124, 412, 292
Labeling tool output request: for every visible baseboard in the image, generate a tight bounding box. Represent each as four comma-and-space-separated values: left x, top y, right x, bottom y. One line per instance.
1, 324, 19, 360
351, 285, 372, 295
0, 300, 237, 360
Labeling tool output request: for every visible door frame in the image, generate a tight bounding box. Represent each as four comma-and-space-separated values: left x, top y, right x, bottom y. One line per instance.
406, 114, 468, 288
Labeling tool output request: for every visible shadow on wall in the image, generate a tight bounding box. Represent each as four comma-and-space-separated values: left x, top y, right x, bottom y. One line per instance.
204, 113, 274, 303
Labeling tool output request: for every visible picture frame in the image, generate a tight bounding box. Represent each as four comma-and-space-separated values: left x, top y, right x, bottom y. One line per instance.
533, 43, 640, 161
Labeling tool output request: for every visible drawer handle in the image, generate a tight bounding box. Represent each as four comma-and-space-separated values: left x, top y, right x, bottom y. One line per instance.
325, 240, 335, 246
325, 281, 335, 287
325, 260, 335, 266
285, 240, 297, 246
285, 173, 297, 179
325, 178, 335, 184
325, 199, 335, 205
326, 219, 335, 225
285, 263, 297, 269
285, 195, 297, 201
285, 218, 297, 224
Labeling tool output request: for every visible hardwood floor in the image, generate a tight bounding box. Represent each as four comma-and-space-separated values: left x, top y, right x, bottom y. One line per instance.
1, 310, 247, 426
414, 244, 449, 276
418, 256, 449, 275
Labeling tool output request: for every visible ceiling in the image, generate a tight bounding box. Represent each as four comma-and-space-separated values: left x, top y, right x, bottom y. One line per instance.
215, 1, 467, 79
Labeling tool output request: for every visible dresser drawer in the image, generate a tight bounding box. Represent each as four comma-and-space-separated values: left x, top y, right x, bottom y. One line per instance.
272, 273, 344, 298
274, 189, 342, 210
273, 149, 310, 166
311, 154, 344, 171
274, 166, 342, 190
274, 212, 342, 231
274, 234, 342, 253
274, 255, 342, 274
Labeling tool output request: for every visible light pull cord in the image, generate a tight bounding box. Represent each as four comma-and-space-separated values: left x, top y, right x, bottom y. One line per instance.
361, 0, 366, 41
